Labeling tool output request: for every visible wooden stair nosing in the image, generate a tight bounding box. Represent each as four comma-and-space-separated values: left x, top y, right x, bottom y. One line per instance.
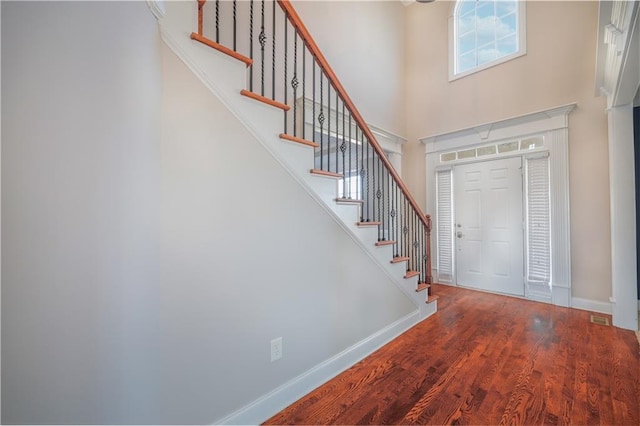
404, 270, 420, 279
356, 221, 381, 227
375, 240, 396, 247
310, 169, 342, 179
240, 90, 290, 111
390, 256, 410, 264
415, 283, 431, 293
279, 134, 319, 148
190, 33, 253, 67
426, 294, 440, 304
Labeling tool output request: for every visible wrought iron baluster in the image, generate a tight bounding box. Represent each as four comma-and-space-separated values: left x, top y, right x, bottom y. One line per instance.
301, 42, 305, 139
421, 222, 426, 282
291, 33, 299, 136
284, 13, 288, 132
404, 197, 409, 265
335, 91, 339, 175
216, 0, 220, 43
249, 0, 254, 92
355, 125, 359, 201
312, 61, 316, 143
319, 74, 325, 170
365, 136, 370, 221
272, 0, 276, 100
377, 156, 382, 241
233, 0, 237, 51
372, 152, 377, 228
259, 0, 266, 96
348, 112, 352, 199
341, 101, 346, 194
392, 181, 398, 256
327, 83, 331, 172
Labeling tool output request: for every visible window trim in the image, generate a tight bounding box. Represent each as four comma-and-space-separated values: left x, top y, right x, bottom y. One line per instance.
448, 0, 527, 81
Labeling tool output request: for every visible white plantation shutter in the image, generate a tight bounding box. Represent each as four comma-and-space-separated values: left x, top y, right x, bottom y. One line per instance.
526, 156, 551, 284
436, 170, 454, 282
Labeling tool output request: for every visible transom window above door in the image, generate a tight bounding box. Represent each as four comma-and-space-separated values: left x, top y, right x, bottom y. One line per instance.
451, 0, 526, 79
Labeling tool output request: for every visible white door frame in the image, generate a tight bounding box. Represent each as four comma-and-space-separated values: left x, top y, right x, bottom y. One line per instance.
422, 103, 575, 307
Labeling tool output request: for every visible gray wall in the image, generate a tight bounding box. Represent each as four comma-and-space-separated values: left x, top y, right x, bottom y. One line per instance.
2, 1, 415, 423
2, 1, 163, 423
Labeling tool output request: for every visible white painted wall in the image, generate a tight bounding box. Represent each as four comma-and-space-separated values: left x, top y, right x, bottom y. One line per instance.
2, 1, 416, 423
156, 44, 414, 424
2, 2, 163, 423
292, 0, 407, 137
404, 1, 612, 305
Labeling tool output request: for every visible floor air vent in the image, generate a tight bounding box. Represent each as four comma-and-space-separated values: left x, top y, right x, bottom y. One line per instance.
590, 314, 610, 326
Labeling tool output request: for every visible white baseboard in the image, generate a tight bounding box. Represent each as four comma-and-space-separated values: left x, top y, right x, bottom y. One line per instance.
571, 297, 612, 315
214, 310, 421, 425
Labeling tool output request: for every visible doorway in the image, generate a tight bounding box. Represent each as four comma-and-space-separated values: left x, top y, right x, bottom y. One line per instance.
454, 157, 524, 296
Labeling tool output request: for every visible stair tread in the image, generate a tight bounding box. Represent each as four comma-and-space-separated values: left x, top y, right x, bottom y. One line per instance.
336, 197, 364, 204
241, 90, 290, 111
404, 270, 420, 279
310, 169, 342, 179
390, 256, 410, 264
279, 134, 319, 148
375, 240, 396, 247
426, 294, 440, 304
415, 283, 431, 292
190, 33, 252, 66
356, 221, 381, 227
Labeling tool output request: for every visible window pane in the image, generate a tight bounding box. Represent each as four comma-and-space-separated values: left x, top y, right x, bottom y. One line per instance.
478, 42, 498, 65
458, 51, 477, 73
476, 18, 495, 47
453, 0, 522, 75
499, 12, 517, 34
458, 0, 475, 17
496, 0, 517, 18
457, 12, 476, 35
477, 1, 494, 18
497, 35, 517, 56
459, 31, 476, 55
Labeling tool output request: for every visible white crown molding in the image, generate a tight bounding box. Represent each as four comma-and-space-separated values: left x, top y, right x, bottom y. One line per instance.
420, 103, 576, 155
595, 0, 639, 108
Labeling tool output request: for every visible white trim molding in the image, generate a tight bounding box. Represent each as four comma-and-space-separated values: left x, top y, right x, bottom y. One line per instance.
571, 297, 613, 316
214, 311, 421, 424
146, 0, 166, 20
421, 104, 575, 307
595, 1, 639, 331
595, 1, 639, 107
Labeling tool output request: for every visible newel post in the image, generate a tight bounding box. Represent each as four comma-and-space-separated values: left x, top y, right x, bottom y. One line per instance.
425, 214, 433, 290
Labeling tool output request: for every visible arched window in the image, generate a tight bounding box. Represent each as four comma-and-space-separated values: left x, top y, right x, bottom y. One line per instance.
451, 0, 526, 79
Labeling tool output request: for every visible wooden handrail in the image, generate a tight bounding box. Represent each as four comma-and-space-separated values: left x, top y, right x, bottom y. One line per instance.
276, 0, 430, 229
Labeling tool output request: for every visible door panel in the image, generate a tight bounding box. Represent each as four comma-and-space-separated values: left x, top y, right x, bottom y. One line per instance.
454, 157, 524, 296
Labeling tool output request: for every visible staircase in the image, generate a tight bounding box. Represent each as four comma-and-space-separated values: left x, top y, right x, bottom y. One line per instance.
159, 0, 437, 316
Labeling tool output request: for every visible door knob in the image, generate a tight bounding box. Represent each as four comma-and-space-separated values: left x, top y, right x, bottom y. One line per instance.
457, 231, 463, 238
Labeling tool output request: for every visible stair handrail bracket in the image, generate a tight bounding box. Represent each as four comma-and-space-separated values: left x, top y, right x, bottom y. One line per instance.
191, 0, 433, 291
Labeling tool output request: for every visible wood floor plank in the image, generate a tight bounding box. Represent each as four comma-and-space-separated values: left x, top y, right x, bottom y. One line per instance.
264, 284, 640, 425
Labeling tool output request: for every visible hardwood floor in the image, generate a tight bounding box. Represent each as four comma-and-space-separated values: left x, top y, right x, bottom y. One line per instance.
265, 284, 640, 425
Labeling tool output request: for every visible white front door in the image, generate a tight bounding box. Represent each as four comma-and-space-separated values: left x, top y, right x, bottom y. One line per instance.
454, 157, 524, 296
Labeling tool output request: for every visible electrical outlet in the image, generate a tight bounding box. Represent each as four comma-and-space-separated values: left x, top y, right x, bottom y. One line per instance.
270, 337, 283, 362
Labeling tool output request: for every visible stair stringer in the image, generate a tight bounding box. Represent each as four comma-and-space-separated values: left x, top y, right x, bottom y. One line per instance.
158, 3, 436, 319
